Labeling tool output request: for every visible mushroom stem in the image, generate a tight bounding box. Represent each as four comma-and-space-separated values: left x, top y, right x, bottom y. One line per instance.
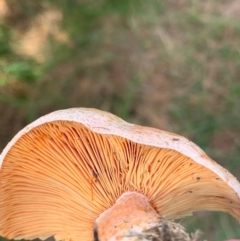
96, 191, 160, 241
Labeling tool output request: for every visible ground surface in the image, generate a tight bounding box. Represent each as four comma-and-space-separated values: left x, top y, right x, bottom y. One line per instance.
0, 1, 240, 240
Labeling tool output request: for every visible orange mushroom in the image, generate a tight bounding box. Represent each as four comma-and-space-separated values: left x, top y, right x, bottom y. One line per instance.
0, 108, 240, 241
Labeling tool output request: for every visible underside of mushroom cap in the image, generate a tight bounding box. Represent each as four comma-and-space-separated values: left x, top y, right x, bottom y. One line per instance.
0, 108, 240, 241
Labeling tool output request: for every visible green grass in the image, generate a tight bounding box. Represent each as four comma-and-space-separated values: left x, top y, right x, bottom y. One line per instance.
0, 0, 240, 240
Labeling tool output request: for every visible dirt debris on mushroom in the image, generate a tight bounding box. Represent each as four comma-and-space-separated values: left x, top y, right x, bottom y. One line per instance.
94, 220, 205, 241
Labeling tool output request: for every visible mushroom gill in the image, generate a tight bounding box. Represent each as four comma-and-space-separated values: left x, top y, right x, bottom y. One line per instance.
0, 120, 239, 241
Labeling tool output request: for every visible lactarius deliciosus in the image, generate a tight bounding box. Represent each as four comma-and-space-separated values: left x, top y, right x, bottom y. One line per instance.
0, 108, 239, 241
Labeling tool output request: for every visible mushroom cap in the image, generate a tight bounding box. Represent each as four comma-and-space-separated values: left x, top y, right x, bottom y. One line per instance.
0, 108, 240, 241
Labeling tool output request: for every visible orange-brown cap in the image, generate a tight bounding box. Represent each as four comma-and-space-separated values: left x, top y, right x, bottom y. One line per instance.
0, 108, 240, 241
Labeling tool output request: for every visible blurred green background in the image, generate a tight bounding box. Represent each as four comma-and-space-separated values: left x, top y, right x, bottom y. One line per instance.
0, 0, 240, 240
